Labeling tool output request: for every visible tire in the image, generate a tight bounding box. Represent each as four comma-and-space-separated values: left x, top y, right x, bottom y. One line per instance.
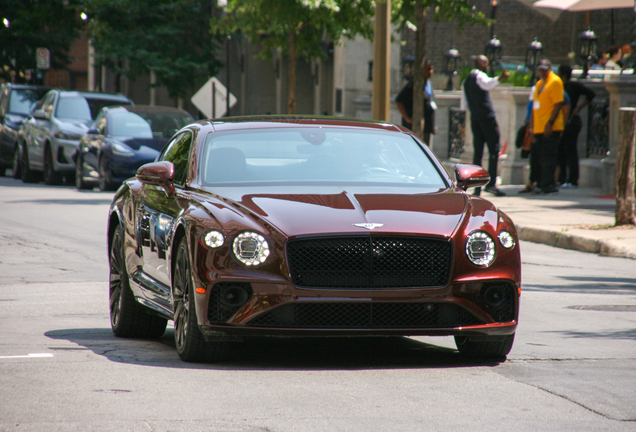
44, 145, 63, 185
75, 154, 92, 190
455, 333, 515, 359
21, 144, 40, 183
98, 157, 117, 191
12, 144, 22, 179
173, 237, 227, 362
109, 224, 167, 338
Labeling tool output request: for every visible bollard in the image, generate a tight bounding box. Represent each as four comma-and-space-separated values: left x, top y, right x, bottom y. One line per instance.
615, 108, 636, 226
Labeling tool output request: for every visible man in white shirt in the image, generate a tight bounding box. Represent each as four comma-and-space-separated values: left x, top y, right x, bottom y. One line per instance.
460, 55, 509, 196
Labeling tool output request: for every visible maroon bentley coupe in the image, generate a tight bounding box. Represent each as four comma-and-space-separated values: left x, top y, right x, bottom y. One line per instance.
107, 116, 521, 362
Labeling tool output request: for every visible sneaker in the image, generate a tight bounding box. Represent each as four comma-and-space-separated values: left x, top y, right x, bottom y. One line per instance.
484, 186, 507, 196
530, 188, 544, 195
543, 188, 559, 195
561, 183, 572, 188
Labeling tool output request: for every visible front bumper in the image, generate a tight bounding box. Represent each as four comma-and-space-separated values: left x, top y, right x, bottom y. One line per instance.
196, 280, 519, 341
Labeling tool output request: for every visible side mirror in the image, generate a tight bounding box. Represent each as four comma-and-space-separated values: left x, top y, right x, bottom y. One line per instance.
87, 128, 99, 135
455, 163, 490, 191
137, 161, 175, 197
32, 109, 47, 120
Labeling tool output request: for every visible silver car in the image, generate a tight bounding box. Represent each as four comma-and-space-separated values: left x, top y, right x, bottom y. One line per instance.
21, 90, 132, 184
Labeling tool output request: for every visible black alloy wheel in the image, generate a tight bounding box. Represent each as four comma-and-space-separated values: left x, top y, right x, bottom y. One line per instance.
12, 144, 22, 179
173, 237, 227, 362
99, 157, 116, 191
454, 333, 515, 359
20, 143, 40, 183
44, 145, 62, 185
109, 224, 167, 338
75, 153, 92, 190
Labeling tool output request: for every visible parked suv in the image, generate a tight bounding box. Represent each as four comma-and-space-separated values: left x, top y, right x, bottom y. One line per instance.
21, 90, 133, 184
0, 83, 50, 177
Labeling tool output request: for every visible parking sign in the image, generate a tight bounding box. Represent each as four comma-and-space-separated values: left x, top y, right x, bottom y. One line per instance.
36, 48, 50, 70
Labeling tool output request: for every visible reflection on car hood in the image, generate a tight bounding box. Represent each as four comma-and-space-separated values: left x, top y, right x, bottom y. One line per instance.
207, 185, 469, 238
118, 137, 169, 151
57, 119, 91, 133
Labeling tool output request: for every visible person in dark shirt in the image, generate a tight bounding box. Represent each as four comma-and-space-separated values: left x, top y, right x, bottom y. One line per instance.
557, 65, 595, 187
395, 60, 436, 145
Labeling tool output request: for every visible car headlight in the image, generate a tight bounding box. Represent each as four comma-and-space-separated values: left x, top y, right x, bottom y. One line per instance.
203, 230, 225, 249
465, 230, 496, 267
232, 232, 270, 266
54, 130, 82, 140
498, 230, 515, 249
112, 142, 135, 156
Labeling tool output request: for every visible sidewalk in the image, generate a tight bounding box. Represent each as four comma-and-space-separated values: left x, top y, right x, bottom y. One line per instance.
483, 185, 636, 260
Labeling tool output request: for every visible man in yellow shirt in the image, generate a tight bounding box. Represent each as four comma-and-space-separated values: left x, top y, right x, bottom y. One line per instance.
530, 59, 564, 194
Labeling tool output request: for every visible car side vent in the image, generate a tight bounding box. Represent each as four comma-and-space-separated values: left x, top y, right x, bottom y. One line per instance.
208, 283, 253, 323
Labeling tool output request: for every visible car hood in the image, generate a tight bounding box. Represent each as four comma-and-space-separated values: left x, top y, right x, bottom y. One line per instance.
118, 137, 169, 151
203, 185, 468, 239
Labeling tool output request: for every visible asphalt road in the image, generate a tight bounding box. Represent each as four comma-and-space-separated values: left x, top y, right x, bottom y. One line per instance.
0, 176, 635, 432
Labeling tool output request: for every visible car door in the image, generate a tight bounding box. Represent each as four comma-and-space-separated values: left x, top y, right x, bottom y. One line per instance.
136, 131, 193, 290
25, 92, 56, 169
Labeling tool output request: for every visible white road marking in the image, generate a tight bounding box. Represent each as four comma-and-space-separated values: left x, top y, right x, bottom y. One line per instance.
0, 353, 54, 359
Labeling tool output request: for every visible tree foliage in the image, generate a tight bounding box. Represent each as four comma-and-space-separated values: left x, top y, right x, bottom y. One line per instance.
212, 0, 375, 114
0, 0, 83, 82
84, 0, 222, 99
391, 0, 489, 138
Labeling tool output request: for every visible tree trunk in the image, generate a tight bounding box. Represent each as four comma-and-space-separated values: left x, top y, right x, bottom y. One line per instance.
287, 32, 297, 114
412, 0, 426, 139
615, 107, 636, 226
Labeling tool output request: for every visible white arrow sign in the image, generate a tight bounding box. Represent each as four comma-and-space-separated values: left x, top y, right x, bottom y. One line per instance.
190, 77, 237, 119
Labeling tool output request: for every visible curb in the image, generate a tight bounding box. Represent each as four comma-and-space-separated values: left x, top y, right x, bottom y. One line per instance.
516, 225, 636, 260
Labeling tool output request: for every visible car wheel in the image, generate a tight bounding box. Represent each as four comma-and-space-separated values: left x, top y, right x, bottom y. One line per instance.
21, 144, 40, 183
173, 237, 227, 362
12, 145, 22, 179
75, 154, 92, 190
454, 333, 515, 359
44, 145, 63, 185
109, 224, 167, 338
98, 157, 117, 191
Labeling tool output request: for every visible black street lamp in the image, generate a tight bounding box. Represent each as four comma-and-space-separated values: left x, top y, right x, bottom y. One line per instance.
490, 0, 498, 39
576, 28, 597, 79
525, 37, 544, 86
485, 36, 502, 77
443, 47, 460, 91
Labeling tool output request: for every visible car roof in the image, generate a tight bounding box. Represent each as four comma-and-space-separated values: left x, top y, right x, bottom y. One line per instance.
56, 90, 131, 101
108, 104, 192, 116
201, 115, 404, 133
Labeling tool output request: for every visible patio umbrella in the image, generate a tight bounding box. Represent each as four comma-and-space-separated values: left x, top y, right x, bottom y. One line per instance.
533, 0, 633, 11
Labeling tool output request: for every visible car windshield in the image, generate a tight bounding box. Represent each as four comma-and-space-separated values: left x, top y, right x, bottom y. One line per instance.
109, 112, 153, 138
200, 127, 446, 187
9, 89, 48, 115
57, 96, 130, 121
134, 111, 192, 138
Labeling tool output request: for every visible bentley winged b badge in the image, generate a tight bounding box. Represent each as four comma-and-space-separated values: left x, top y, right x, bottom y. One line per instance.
353, 223, 384, 230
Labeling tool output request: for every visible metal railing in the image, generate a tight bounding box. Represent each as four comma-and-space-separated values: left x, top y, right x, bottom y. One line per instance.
587, 100, 609, 158
448, 107, 466, 160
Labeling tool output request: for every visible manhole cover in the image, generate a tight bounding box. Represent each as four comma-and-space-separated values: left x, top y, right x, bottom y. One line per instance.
567, 305, 636, 312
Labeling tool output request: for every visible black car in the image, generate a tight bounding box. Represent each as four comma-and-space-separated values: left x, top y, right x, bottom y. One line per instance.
0, 84, 50, 177
75, 105, 193, 191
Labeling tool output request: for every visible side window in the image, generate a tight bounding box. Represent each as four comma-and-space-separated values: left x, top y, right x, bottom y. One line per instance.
42, 93, 56, 118
160, 132, 192, 187
95, 112, 107, 135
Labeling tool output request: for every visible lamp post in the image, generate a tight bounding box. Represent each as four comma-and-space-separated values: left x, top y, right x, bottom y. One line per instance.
490, 0, 498, 40
576, 28, 597, 79
443, 47, 460, 91
525, 37, 543, 86
485, 36, 502, 77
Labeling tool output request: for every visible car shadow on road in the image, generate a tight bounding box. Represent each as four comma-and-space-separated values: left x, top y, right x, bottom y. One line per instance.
44, 327, 507, 370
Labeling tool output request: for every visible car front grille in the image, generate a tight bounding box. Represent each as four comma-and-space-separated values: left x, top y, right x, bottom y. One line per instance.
286, 236, 452, 289
247, 302, 482, 329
